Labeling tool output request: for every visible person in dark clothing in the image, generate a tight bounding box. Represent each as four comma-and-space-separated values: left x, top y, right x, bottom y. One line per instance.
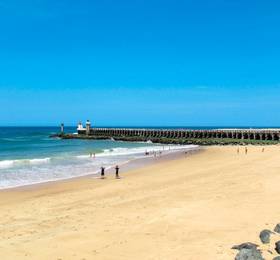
115, 165, 120, 179
101, 166, 105, 179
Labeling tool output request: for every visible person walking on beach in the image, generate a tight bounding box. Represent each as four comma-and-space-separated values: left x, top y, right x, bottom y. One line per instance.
245, 147, 248, 155
100, 167, 105, 179
237, 147, 240, 154
115, 165, 120, 179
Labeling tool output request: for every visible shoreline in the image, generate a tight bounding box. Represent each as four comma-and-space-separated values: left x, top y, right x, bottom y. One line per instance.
1, 145, 280, 259
0, 145, 201, 192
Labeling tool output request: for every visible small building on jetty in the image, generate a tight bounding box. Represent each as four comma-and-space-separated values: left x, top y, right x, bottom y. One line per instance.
73, 121, 280, 141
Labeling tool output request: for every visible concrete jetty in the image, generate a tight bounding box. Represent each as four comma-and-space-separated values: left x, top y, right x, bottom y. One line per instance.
71, 121, 280, 142
80, 128, 280, 141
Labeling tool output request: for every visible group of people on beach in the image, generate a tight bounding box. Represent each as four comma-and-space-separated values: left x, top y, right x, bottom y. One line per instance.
95, 145, 186, 179
145, 146, 168, 158
97, 146, 166, 180
88, 152, 120, 179
100, 165, 120, 179
237, 147, 265, 154
237, 147, 248, 154
149, 150, 163, 158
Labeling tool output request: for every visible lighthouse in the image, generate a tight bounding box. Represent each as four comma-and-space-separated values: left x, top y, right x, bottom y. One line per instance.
86, 120, 91, 135
60, 123, 64, 134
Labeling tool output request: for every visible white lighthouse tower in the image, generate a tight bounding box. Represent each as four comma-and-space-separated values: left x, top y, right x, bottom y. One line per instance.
60, 123, 64, 134
86, 120, 91, 135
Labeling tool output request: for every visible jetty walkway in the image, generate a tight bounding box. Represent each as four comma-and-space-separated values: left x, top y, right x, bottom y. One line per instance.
78, 128, 280, 141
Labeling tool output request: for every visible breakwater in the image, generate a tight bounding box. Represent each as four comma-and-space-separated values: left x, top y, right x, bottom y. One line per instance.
82, 128, 280, 141
54, 127, 280, 145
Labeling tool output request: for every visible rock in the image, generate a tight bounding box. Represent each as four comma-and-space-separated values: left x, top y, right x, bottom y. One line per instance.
259, 229, 273, 244
232, 242, 259, 251
275, 241, 280, 254
235, 248, 264, 260
274, 224, 280, 234
273, 257, 280, 260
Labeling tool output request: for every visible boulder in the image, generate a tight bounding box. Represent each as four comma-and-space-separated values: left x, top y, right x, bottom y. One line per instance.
259, 229, 273, 244
232, 242, 259, 251
275, 241, 280, 254
235, 248, 264, 260
274, 224, 280, 234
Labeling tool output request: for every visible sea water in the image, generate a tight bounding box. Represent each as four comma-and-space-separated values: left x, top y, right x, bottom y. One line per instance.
0, 127, 197, 189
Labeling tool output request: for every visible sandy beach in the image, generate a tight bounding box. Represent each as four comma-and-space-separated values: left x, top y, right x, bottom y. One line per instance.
1, 145, 280, 259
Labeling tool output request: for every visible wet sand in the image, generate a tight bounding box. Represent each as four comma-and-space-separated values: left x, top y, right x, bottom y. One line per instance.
1, 146, 280, 259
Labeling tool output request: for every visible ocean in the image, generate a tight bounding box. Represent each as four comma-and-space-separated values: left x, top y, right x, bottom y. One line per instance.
0, 127, 196, 189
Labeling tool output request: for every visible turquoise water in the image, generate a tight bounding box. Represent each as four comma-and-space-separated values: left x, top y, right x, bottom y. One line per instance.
0, 127, 156, 160
0, 127, 195, 189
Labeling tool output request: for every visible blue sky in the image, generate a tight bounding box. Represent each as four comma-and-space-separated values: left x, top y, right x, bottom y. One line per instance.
0, 0, 280, 126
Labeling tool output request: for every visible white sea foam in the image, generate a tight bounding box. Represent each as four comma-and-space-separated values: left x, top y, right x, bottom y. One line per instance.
0, 144, 198, 189
28, 158, 51, 164
99, 144, 197, 157
1, 138, 24, 142
0, 160, 14, 169
0, 145, 197, 170
0, 158, 51, 169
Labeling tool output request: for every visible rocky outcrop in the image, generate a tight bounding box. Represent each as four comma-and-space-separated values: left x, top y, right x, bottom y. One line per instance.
232, 223, 280, 259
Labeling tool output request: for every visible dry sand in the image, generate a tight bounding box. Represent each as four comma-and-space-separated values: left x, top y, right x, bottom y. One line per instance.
1, 146, 280, 259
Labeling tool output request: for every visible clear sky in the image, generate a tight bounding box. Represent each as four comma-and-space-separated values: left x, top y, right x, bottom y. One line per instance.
0, 0, 280, 127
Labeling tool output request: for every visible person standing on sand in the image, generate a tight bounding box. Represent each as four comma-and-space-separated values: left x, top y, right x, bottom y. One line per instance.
237, 147, 240, 154
245, 147, 248, 155
115, 165, 120, 179
100, 167, 105, 179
